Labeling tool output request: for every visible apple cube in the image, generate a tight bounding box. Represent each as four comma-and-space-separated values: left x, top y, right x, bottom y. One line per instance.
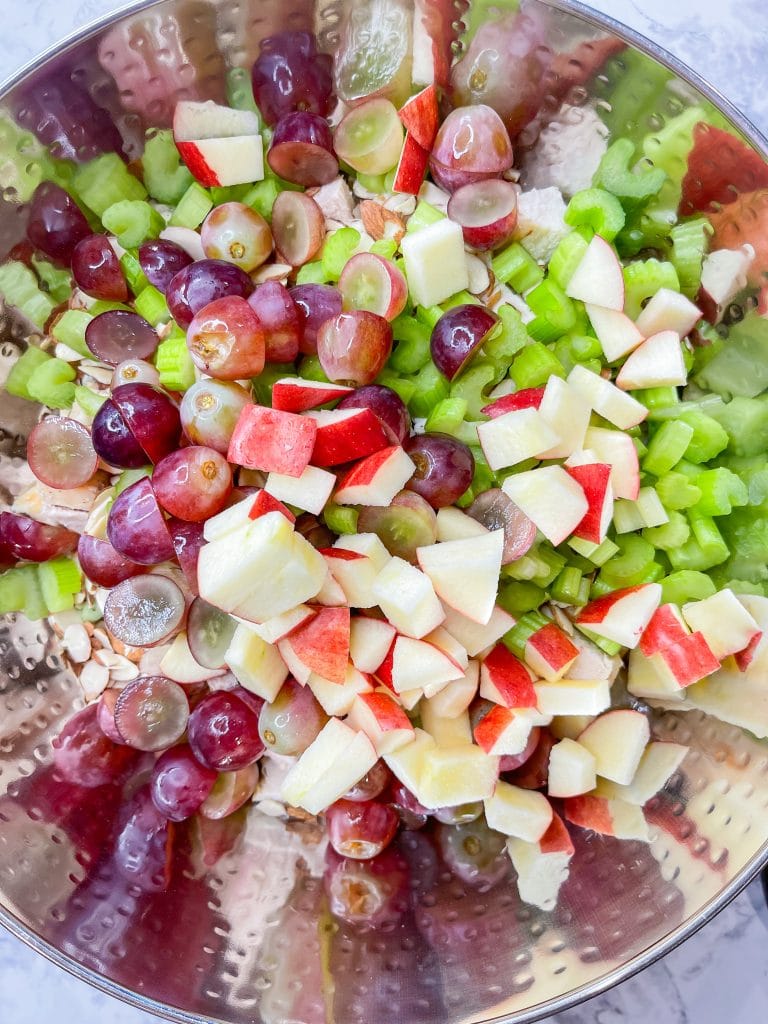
549, 715, 596, 740
160, 631, 225, 684
567, 364, 647, 429
547, 738, 596, 797
583, 426, 640, 500
401, 217, 469, 307
639, 604, 689, 657
524, 622, 579, 682
479, 644, 537, 707
271, 378, 353, 413
682, 588, 761, 659
397, 687, 423, 711
334, 532, 391, 572
224, 622, 288, 701
373, 556, 445, 638
377, 634, 463, 694
320, 548, 378, 609
502, 466, 588, 545
348, 690, 415, 755
565, 234, 624, 310
228, 405, 316, 477
734, 630, 764, 672
474, 704, 537, 756
276, 637, 312, 685
349, 616, 397, 673
285, 606, 350, 683
420, 702, 472, 746
563, 794, 650, 841
534, 678, 611, 716
578, 708, 650, 785
566, 462, 613, 544
174, 101, 263, 187
265, 465, 336, 515
436, 506, 489, 542
615, 330, 687, 390
280, 718, 378, 814
383, 727, 434, 795
423, 625, 469, 674
416, 530, 504, 625
441, 603, 515, 657
585, 304, 644, 361
566, 633, 622, 683
314, 570, 347, 607
248, 490, 296, 524
308, 407, 389, 466
626, 647, 688, 701
392, 131, 430, 195
427, 660, 479, 718
476, 408, 560, 471
576, 582, 662, 648
203, 493, 257, 542
506, 812, 574, 911
699, 245, 753, 323
334, 446, 416, 506
537, 377, 591, 459
418, 743, 500, 808
597, 741, 688, 806
627, 631, 720, 697
635, 287, 701, 338
250, 604, 315, 645
197, 512, 327, 621
484, 781, 553, 841
307, 665, 373, 716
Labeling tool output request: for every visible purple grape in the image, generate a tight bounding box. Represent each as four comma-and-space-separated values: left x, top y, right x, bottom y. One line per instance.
97, 689, 125, 744
104, 576, 186, 646
113, 676, 189, 751
251, 31, 334, 127
0, 510, 78, 563
403, 433, 475, 508
257, 677, 328, 756
91, 397, 148, 468
326, 798, 399, 860
166, 258, 254, 329
268, 111, 338, 187
290, 283, 343, 355
113, 786, 173, 894
52, 704, 139, 788
110, 382, 181, 463
71, 234, 128, 301
106, 477, 176, 564
85, 309, 158, 365
167, 518, 205, 591
179, 380, 252, 454
187, 690, 265, 772
467, 488, 537, 563
77, 532, 147, 587
338, 384, 410, 444
248, 281, 301, 363
151, 744, 218, 821
152, 446, 232, 522
26, 182, 91, 265
344, 761, 392, 802
430, 304, 500, 381
138, 239, 193, 293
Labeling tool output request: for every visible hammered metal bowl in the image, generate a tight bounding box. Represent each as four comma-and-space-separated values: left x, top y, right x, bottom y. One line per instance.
1, 2, 767, 1021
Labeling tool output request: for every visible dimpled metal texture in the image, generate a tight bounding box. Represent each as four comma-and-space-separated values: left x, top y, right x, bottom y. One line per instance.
1, 1, 768, 1022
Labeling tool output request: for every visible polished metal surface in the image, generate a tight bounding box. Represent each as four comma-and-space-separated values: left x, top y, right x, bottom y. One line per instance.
1, 2, 767, 1022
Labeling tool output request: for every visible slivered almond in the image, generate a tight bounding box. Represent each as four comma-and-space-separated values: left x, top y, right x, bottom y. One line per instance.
79, 660, 110, 701
359, 200, 406, 243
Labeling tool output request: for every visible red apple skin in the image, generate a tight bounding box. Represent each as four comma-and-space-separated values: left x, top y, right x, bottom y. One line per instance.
227, 405, 317, 476
639, 605, 688, 657
248, 490, 296, 523
175, 141, 221, 187
335, 445, 402, 494
359, 691, 412, 732
393, 132, 430, 194
526, 623, 579, 675
563, 794, 615, 834
311, 408, 390, 466
482, 387, 545, 417
398, 84, 439, 149
271, 379, 353, 413
539, 811, 575, 855
482, 644, 537, 707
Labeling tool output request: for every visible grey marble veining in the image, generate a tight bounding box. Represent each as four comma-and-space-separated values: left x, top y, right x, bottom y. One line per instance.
0, 2, 767, 1022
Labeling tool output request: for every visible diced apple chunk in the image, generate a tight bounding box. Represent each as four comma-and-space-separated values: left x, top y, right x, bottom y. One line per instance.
682, 588, 761, 660
534, 678, 611, 716
420, 703, 472, 746
484, 781, 553, 841
349, 616, 397, 673
576, 583, 662, 649
418, 743, 500, 808
426, 660, 479, 718
597, 741, 688, 805
401, 218, 469, 307
321, 549, 378, 609
160, 632, 225, 684
348, 691, 415, 755
578, 709, 650, 785
307, 665, 373, 716
506, 813, 574, 911
476, 408, 560, 471
436, 506, 489, 542
502, 466, 588, 545
224, 623, 289, 701
416, 530, 504, 625
250, 605, 315, 644
383, 727, 435, 794
547, 738, 596, 797
280, 719, 377, 814
373, 556, 445, 639
441, 604, 515, 657
265, 465, 336, 515
334, 532, 391, 571
564, 794, 649, 841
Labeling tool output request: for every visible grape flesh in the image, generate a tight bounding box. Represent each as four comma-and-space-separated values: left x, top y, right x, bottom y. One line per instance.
468, 488, 537, 563
104, 574, 186, 646
188, 691, 265, 771
152, 446, 232, 522
71, 234, 128, 301
85, 309, 159, 365
27, 416, 97, 489
180, 379, 251, 454
258, 677, 328, 756
113, 675, 190, 751
151, 744, 218, 821
112, 359, 161, 389
358, 490, 437, 562
404, 433, 475, 508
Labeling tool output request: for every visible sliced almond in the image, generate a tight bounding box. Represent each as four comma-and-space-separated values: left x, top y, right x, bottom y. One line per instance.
466, 253, 491, 295
359, 200, 406, 243
91, 627, 113, 652
79, 660, 110, 701
62, 624, 92, 664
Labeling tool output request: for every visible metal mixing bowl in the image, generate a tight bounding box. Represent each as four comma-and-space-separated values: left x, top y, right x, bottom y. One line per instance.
1, 1, 767, 1021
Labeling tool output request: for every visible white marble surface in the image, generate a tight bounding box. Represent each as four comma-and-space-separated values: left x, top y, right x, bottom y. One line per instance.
0, 1, 767, 1022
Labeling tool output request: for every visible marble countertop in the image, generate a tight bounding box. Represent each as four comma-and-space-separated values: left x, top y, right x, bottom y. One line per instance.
1, 2, 767, 1022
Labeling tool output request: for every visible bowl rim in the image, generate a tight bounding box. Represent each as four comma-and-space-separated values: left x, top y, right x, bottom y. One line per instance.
1, 1, 767, 1021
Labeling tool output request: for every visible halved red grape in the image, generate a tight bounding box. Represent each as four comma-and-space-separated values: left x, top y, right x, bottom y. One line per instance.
187, 690, 265, 771
186, 597, 236, 669
270, 191, 325, 267
248, 281, 301, 362
447, 178, 519, 251
338, 384, 410, 443
430, 304, 500, 381
504, 728, 555, 790
437, 818, 509, 887
152, 446, 232, 522
179, 379, 251, 454
251, 31, 334, 127
199, 764, 260, 819
404, 433, 475, 508
186, 295, 266, 379
0, 511, 78, 562
429, 104, 514, 192
324, 846, 411, 928
52, 703, 139, 787
112, 359, 161, 388
71, 234, 128, 301
201, 202, 273, 272
168, 518, 205, 590
138, 239, 193, 293
294, 512, 334, 549
85, 309, 158, 365
91, 397, 148, 468
334, 98, 404, 174
107, 477, 176, 565
434, 802, 484, 825
317, 310, 393, 385
326, 798, 399, 860
358, 490, 437, 562
113, 675, 189, 751
498, 727, 541, 772
344, 760, 392, 802
27, 416, 97, 489
110, 382, 182, 464
97, 688, 126, 744
78, 532, 147, 588
467, 488, 537, 563
338, 252, 407, 321
290, 283, 342, 355
27, 182, 90, 266
257, 677, 328, 756
268, 111, 338, 187
151, 744, 218, 821
104, 574, 186, 647
166, 259, 254, 329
